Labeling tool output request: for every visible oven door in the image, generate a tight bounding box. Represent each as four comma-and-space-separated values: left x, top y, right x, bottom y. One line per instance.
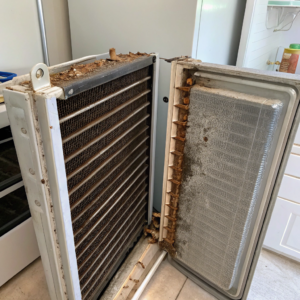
0, 124, 39, 286
160, 61, 300, 300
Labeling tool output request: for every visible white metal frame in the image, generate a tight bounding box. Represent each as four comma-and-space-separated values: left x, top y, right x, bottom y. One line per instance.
35, 93, 82, 300
4, 87, 71, 300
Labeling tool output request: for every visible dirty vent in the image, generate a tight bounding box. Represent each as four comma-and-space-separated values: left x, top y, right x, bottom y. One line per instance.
57, 66, 152, 300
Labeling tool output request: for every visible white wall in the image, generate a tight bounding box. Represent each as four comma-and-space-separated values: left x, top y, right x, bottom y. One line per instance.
0, 0, 44, 75
67, 0, 199, 211
0, 0, 72, 75
42, 0, 72, 65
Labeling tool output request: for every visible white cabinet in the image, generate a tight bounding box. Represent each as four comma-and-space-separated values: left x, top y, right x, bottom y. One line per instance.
264, 127, 300, 261
278, 175, 300, 205
285, 154, 300, 178
292, 144, 300, 155
294, 124, 300, 145
264, 198, 300, 262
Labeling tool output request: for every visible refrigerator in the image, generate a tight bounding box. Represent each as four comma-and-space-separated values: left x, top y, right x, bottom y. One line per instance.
4, 53, 300, 300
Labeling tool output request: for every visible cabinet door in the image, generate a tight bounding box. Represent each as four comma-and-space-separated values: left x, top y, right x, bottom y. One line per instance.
264, 198, 300, 262
294, 123, 300, 145
263, 151, 300, 261
278, 175, 300, 204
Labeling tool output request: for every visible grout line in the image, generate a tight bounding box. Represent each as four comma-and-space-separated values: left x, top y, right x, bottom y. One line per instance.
175, 277, 188, 300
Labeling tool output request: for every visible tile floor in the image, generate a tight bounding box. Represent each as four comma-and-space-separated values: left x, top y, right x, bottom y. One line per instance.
0, 249, 299, 300
0, 258, 50, 300
140, 249, 300, 300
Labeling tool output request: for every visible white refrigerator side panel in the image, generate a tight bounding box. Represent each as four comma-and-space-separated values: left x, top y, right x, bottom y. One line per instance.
67, 0, 198, 211
195, 0, 246, 65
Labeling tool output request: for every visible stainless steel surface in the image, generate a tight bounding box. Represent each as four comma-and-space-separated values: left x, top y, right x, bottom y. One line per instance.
36, 0, 49, 66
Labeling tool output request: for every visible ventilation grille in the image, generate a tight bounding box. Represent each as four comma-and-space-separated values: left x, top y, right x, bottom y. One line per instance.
57, 67, 151, 300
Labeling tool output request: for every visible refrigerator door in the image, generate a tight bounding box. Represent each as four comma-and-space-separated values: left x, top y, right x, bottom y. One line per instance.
160, 60, 300, 299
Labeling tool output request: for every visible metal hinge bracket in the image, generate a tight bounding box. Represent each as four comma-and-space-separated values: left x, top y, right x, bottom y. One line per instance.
30, 63, 51, 92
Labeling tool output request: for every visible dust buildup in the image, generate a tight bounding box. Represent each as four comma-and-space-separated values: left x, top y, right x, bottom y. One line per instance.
78, 201, 146, 282
51, 52, 150, 86
175, 85, 284, 292
57, 67, 149, 121
55, 58, 151, 299
73, 162, 148, 245
68, 129, 148, 207
60, 79, 148, 143
71, 156, 148, 234
65, 105, 148, 180
63, 95, 148, 161
82, 218, 144, 299
76, 192, 146, 268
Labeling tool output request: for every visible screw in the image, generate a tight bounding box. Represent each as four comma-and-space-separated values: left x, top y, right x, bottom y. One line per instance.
21, 128, 27, 134
36, 68, 44, 79
29, 168, 35, 175
35, 200, 41, 207
163, 97, 169, 103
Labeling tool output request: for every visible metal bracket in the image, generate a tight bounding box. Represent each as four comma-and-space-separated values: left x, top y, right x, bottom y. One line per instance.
30, 63, 51, 92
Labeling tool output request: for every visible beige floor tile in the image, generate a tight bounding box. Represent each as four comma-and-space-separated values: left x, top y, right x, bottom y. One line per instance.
1, 248, 299, 300
0, 258, 50, 300
247, 249, 300, 300
139, 259, 187, 300
177, 279, 217, 300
